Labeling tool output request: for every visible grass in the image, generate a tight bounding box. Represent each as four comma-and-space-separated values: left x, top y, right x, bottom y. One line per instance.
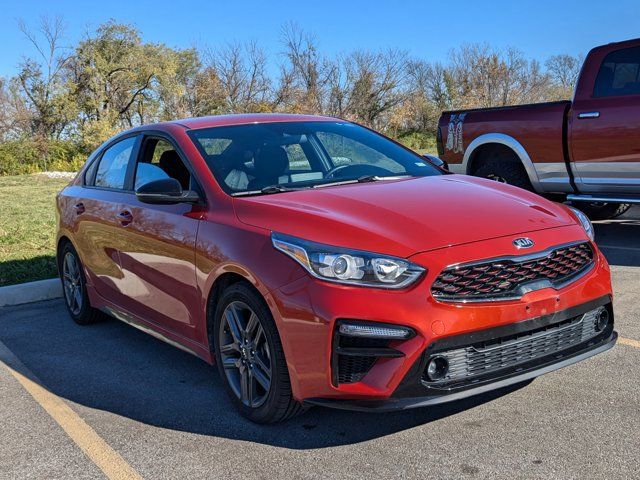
396, 131, 438, 156
0, 174, 71, 286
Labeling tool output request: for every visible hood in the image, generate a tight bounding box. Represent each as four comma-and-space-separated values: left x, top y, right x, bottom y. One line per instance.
233, 175, 577, 258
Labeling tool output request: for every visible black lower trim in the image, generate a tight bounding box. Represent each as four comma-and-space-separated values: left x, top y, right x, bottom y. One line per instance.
304, 331, 617, 412
430, 294, 610, 352
393, 295, 612, 398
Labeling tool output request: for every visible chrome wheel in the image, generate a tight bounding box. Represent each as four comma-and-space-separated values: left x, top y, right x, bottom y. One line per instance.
219, 301, 272, 408
486, 173, 508, 183
62, 252, 83, 316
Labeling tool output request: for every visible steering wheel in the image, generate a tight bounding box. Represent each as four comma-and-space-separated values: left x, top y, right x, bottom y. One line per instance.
324, 164, 394, 179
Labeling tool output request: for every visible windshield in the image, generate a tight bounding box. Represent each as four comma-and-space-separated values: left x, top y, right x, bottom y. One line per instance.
187, 121, 441, 195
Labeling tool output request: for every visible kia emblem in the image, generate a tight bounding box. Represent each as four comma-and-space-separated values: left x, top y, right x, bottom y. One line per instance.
513, 237, 535, 249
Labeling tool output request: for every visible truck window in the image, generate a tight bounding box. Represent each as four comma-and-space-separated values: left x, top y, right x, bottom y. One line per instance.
593, 46, 640, 97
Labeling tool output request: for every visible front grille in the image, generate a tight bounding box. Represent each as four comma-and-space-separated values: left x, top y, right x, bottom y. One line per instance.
423, 307, 605, 386
431, 242, 594, 302
333, 336, 389, 384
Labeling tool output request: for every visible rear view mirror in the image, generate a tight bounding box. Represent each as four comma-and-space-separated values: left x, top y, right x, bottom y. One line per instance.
135, 178, 201, 204
423, 154, 449, 171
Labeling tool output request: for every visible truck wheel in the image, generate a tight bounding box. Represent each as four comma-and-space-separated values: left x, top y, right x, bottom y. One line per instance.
569, 202, 631, 221
475, 158, 533, 191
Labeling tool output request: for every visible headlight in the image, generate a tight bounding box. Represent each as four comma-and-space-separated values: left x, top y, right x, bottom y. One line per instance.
569, 206, 595, 241
271, 232, 425, 289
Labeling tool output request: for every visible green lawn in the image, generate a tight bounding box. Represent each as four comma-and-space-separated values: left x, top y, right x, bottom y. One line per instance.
0, 174, 72, 286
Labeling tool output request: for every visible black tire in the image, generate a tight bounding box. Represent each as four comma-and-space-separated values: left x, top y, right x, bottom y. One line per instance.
58, 242, 105, 325
569, 202, 631, 221
212, 282, 306, 423
475, 157, 533, 191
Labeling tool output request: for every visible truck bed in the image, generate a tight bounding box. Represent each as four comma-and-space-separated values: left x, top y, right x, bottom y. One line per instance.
439, 100, 571, 168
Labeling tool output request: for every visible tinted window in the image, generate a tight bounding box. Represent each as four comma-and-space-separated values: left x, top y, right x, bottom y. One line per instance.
594, 46, 640, 97
135, 138, 191, 190
188, 122, 440, 195
317, 131, 401, 172
94, 137, 137, 189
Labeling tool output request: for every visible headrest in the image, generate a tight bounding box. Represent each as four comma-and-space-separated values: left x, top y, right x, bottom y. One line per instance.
253, 146, 289, 180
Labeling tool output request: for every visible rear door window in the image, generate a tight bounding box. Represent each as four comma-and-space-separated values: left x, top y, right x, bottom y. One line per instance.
593, 46, 640, 97
94, 137, 137, 189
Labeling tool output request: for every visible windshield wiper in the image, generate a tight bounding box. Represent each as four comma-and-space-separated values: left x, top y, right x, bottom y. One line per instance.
311, 175, 413, 190
357, 174, 412, 183
231, 185, 303, 197
260, 185, 294, 194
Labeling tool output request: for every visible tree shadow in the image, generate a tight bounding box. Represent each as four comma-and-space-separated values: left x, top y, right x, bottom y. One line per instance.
0, 299, 529, 450
0, 254, 57, 287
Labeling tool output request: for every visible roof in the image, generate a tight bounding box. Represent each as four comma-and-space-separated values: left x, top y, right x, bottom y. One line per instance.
146, 113, 342, 131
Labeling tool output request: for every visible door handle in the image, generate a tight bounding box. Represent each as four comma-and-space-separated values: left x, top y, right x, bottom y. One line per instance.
578, 111, 600, 119
116, 210, 133, 226
74, 203, 85, 215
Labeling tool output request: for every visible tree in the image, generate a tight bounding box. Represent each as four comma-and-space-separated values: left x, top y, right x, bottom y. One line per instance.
204, 41, 271, 113
279, 23, 334, 114
546, 54, 584, 99
328, 49, 409, 129
14, 16, 77, 140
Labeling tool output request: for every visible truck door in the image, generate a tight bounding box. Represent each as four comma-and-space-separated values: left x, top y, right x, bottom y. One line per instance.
570, 45, 640, 194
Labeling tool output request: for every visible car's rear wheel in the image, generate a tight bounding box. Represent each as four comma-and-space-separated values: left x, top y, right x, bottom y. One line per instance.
59, 243, 105, 325
569, 202, 631, 221
213, 282, 306, 423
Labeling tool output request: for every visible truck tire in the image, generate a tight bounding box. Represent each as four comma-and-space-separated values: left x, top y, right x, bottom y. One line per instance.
474, 157, 533, 191
569, 202, 631, 221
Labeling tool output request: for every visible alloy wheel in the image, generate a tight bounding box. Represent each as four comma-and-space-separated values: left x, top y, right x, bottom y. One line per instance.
219, 301, 272, 408
62, 252, 83, 316
486, 173, 508, 183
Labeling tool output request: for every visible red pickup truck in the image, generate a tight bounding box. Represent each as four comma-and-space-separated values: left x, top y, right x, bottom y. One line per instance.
437, 38, 640, 220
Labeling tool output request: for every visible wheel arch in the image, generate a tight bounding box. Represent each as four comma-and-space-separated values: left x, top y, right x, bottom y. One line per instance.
206, 272, 248, 349
56, 235, 73, 272
463, 133, 542, 190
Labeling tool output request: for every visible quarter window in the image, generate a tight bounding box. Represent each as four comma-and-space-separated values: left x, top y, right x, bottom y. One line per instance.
593, 46, 640, 97
94, 137, 137, 189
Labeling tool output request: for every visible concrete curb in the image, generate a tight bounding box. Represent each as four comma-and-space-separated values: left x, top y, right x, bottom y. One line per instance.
0, 278, 62, 307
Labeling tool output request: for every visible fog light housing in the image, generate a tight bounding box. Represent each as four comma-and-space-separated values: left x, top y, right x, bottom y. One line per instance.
338, 321, 414, 339
426, 356, 449, 381
595, 308, 610, 332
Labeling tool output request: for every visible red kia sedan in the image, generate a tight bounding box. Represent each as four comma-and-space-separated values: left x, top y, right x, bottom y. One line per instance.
56, 114, 617, 423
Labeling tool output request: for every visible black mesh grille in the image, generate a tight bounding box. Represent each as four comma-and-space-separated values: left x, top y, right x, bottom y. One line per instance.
333, 326, 400, 385
337, 355, 378, 383
431, 242, 593, 302
423, 306, 605, 386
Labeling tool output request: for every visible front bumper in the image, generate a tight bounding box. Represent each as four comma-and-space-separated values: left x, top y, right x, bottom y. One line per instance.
268, 226, 614, 403
305, 297, 617, 411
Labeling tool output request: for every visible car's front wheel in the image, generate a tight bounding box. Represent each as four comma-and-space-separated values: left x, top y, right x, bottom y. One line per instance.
213, 282, 306, 423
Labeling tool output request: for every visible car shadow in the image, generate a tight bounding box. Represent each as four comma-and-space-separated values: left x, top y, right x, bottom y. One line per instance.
0, 299, 529, 450
594, 206, 640, 267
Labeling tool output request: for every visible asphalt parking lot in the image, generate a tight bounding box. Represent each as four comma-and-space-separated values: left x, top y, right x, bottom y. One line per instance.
1, 208, 639, 480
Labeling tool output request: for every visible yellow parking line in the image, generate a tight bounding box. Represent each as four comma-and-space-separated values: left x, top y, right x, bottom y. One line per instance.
0, 342, 143, 480
619, 337, 640, 349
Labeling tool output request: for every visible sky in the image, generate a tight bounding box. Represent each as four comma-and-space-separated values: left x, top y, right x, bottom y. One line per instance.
0, 0, 639, 78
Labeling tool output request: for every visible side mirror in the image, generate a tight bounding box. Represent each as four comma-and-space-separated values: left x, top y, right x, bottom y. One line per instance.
423, 154, 449, 171
135, 178, 201, 204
